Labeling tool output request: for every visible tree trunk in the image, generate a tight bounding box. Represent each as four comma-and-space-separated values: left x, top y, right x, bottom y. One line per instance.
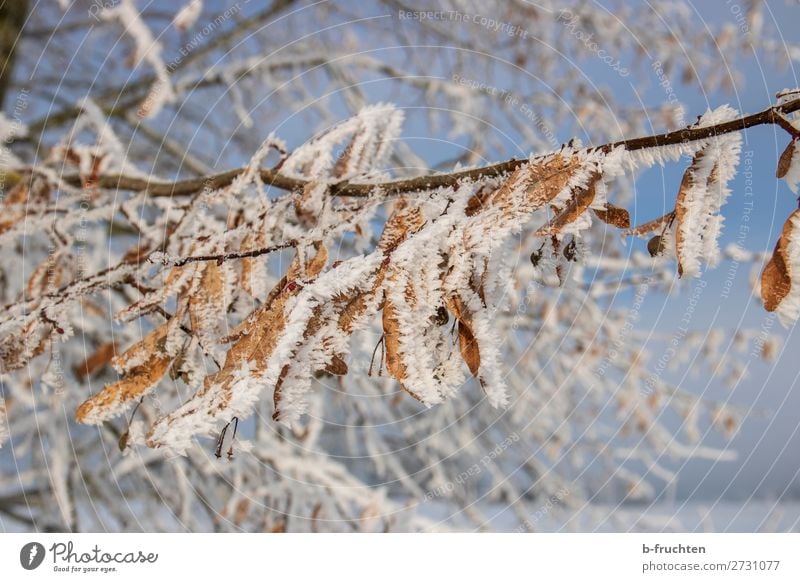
0, 0, 28, 108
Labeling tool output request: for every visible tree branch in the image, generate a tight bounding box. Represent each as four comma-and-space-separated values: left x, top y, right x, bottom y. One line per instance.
49, 96, 800, 199
166, 240, 297, 267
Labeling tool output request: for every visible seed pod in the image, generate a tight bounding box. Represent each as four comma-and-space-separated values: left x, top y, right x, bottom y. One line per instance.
530, 248, 543, 267
432, 305, 449, 326
324, 354, 348, 376
648, 235, 666, 257
118, 431, 130, 452
563, 239, 578, 262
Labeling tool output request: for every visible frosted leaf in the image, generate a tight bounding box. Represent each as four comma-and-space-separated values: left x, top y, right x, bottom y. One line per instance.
445, 292, 508, 408
187, 259, 234, 360
777, 139, 800, 193
0, 319, 52, 374
76, 324, 174, 424
102, 0, 175, 118
534, 173, 600, 237
674, 106, 742, 277
760, 209, 800, 325
383, 267, 447, 405
115, 263, 195, 322
49, 444, 74, 529
59, 98, 130, 173
282, 103, 404, 180
146, 245, 344, 450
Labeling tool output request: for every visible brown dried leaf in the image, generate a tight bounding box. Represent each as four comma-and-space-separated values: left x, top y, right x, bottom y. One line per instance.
76, 325, 172, 424
534, 174, 599, 236
647, 235, 667, 257
761, 210, 797, 312
5, 181, 28, 205
332, 129, 364, 178
378, 202, 425, 253
487, 155, 582, 225
0, 321, 51, 373
624, 211, 675, 237
224, 244, 327, 343
26, 253, 64, 298
271, 363, 292, 420
188, 260, 225, 343
382, 297, 406, 382
294, 182, 327, 227
221, 291, 289, 377
777, 139, 797, 179
593, 203, 630, 229
674, 151, 705, 277
465, 186, 496, 217
146, 292, 290, 443
381, 275, 428, 402
239, 231, 264, 297
445, 295, 481, 378
112, 324, 169, 373
457, 322, 480, 376
301, 242, 329, 279
159, 244, 329, 431
0, 182, 28, 234
338, 268, 386, 334
73, 342, 118, 380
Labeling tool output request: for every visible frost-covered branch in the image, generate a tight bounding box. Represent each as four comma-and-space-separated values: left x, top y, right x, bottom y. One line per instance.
45, 95, 800, 199
4, 1, 798, 534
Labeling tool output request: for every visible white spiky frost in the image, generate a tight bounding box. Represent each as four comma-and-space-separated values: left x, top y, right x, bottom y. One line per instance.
102, 0, 175, 118
173, 0, 202, 31
676, 105, 742, 277
148, 253, 386, 451
282, 103, 404, 180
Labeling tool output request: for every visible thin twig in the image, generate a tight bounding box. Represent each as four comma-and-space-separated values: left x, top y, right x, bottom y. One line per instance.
166, 240, 297, 267
770, 110, 800, 140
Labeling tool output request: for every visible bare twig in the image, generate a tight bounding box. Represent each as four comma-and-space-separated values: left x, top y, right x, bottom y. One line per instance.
166, 240, 297, 267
